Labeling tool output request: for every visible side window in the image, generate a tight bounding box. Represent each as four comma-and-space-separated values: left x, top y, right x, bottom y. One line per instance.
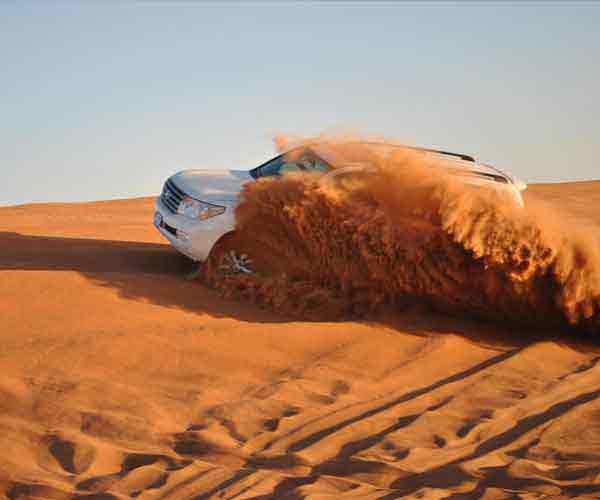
297, 154, 330, 173
279, 161, 302, 174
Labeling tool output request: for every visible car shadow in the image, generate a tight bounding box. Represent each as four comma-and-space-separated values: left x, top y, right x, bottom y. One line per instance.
1, 231, 595, 352
0, 231, 289, 323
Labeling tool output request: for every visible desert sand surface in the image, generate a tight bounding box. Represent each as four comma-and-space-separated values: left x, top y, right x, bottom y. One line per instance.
2, 182, 600, 500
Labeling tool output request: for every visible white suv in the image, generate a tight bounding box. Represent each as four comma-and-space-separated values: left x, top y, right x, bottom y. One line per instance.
154, 141, 526, 262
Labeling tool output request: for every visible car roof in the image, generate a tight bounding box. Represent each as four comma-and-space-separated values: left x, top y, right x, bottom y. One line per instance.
291, 140, 475, 163
305, 141, 512, 181
251, 140, 511, 183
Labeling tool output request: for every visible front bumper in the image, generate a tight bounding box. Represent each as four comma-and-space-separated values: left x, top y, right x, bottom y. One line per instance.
154, 197, 234, 261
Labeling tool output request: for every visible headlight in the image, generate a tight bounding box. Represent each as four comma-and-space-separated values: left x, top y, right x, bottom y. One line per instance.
177, 197, 226, 220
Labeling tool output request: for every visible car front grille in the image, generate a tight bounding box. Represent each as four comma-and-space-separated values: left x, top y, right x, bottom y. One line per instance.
160, 179, 186, 214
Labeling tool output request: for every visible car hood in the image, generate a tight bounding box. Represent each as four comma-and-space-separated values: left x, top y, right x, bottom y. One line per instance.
169, 169, 253, 207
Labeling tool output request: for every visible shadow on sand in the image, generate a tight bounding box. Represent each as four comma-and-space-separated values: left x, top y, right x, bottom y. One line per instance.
0, 231, 287, 323
1, 231, 596, 352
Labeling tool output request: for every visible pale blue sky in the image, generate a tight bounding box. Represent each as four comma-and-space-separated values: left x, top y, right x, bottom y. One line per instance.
1, 2, 599, 206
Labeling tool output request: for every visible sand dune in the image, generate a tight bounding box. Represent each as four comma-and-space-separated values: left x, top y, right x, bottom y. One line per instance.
2, 182, 600, 499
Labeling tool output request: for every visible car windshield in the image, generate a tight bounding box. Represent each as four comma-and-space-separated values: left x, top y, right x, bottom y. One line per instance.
258, 155, 303, 176
251, 147, 331, 178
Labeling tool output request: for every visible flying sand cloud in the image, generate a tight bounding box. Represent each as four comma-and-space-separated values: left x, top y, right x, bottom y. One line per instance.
205, 138, 600, 333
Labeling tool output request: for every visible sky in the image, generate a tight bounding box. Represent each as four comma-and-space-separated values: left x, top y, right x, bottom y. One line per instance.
1, 2, 599, 206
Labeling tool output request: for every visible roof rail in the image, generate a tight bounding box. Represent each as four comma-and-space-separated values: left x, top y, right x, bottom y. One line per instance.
405, 145, 476, 163
302, 140, 477, 163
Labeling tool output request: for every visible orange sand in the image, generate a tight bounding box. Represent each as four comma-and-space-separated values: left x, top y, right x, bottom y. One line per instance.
2, 182, 600, 499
